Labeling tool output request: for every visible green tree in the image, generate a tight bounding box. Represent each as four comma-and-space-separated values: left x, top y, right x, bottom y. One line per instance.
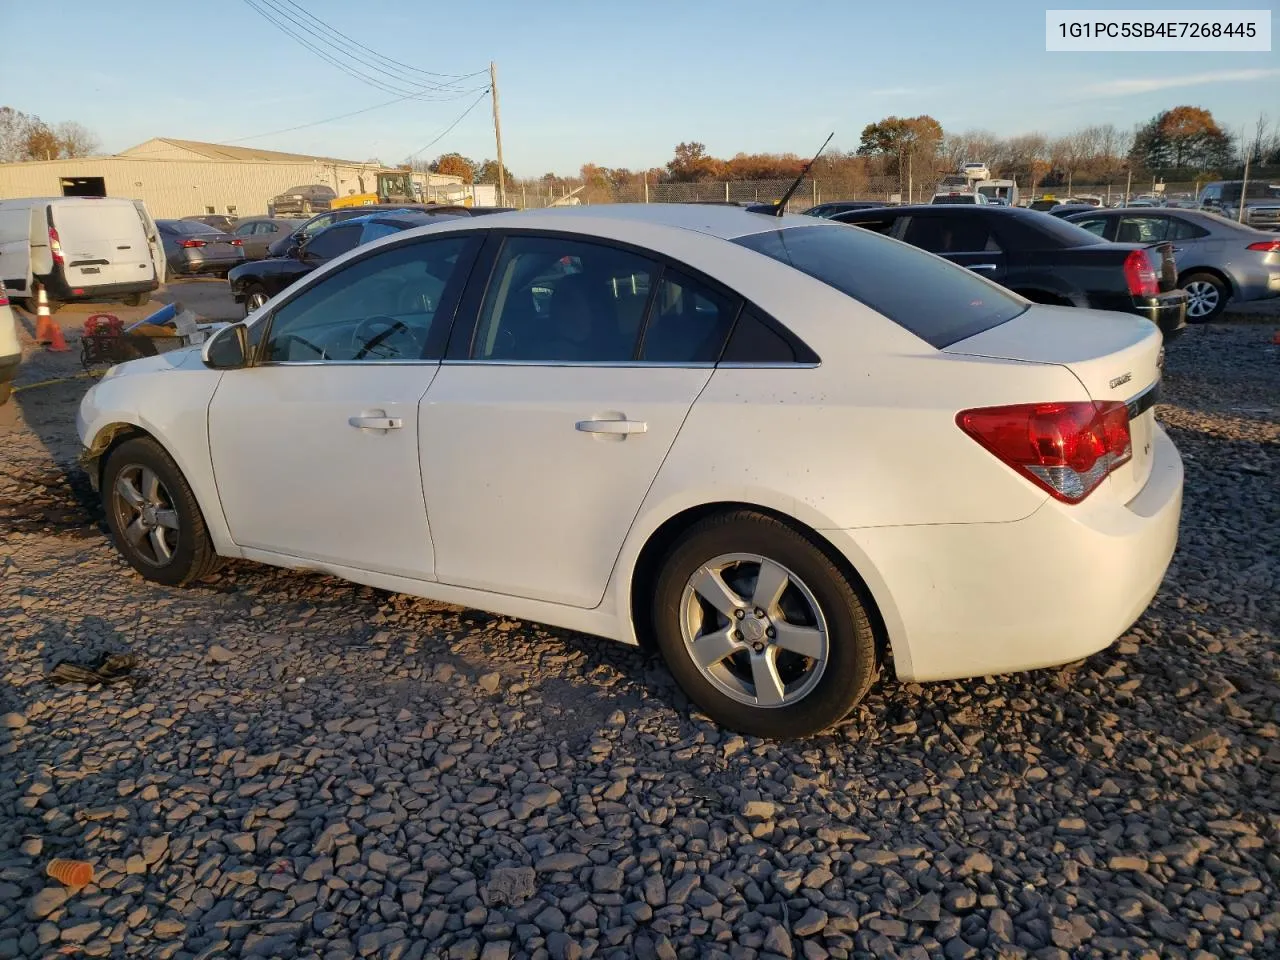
475, 158, 514, 186
856, 115, 943, 189
666, 142, 722, 182
1130, 106, 1231, 171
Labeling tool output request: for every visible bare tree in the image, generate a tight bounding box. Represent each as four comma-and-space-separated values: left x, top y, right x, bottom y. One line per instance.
54, 121, 100, 158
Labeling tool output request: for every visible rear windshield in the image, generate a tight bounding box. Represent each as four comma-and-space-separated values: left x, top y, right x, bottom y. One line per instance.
932, 195, 977, 204
734, 224, 1026, 348
165, 220, 221, 236
1020, 211, 1108, 247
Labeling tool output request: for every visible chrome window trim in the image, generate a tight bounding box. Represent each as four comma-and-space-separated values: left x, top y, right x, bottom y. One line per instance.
257, 360, 440, 368
255, 359, 822, 370
1126, 380, 1160, 420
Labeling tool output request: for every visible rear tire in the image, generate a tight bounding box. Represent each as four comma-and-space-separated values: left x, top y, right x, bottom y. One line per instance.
0, 383, 11, 405
1180, 272, 1228, 323
102, 436, 222, 587
651, 510, 878, 738
123, 293, 148, 307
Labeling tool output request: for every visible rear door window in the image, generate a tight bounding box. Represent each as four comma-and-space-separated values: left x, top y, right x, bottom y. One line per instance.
1116, 216, 1169, 243
901, 216, 999, 254
733, 224, 1025, 349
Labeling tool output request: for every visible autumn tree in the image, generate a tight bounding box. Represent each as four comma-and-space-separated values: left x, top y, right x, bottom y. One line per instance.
429, 152, 475, 183
23, 119, 59, 161
856, 115, 943, 195
666, 142, 723, 182
1130, 106, 1232, 171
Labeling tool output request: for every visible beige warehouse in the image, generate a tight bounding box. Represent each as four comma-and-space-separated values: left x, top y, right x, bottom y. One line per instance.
0, 138, 464, 218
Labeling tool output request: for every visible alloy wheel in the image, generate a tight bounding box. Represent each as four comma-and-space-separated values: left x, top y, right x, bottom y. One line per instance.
247, 291, 269, 312
679, 553, 829, 708
1184, 280, 1220, 319
112, 464, 180, 567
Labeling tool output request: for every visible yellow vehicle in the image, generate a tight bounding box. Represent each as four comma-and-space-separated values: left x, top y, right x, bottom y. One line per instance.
331, 171, 417, 210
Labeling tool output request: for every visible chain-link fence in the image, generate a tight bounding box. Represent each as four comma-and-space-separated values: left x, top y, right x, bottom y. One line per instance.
509, 176, 915, 211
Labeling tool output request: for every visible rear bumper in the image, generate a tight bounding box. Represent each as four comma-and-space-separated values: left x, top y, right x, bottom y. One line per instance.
836, 423, 1183, 683
175, 253, 244, 275
41, 272, 159, 302
1132, 290, 1187, 342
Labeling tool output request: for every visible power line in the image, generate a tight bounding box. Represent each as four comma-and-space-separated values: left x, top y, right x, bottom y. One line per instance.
407, 89, 491, 161
254, 0, 473, 94
224, 85, 491, 144
241, 0, 465, 98
274, 0, 480, 82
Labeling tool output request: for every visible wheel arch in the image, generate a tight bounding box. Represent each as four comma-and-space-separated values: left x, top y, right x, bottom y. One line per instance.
1177, 265, 1235, 297
622, 500, 899, 672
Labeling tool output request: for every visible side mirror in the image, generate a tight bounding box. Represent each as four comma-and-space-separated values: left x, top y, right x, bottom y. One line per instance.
202, 322, 250, 370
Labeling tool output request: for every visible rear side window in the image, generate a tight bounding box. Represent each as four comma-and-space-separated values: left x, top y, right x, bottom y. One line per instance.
733, 224, 1026, 349
164, 220, 220, 236
901, 216, 1000, 253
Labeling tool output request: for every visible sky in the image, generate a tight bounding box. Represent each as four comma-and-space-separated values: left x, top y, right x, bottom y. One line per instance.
1, 0, 1277, 177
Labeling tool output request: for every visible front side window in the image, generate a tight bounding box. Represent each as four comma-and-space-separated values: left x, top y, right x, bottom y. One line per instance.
302, 214, 337, 238
735, 224, 1025, 349
1169, 217, 1209, 240
471, 235, 658, 362
263, 236, 471, 363
233, 221, 256, 236
360, 221, 403, 244
639, 270, 738, 363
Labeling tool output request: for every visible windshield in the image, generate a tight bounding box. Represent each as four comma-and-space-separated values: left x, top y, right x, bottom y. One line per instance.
380, 173, 412, 196
734, 224, 1025, 348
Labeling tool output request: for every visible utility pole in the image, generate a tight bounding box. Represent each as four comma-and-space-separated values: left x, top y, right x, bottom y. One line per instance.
1125, 168, 1132, 204
1238, 126, 1251, 223
489, 61, 506, 207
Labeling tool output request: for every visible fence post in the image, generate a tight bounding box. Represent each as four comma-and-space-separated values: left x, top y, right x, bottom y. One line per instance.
644, 174, 649, 204
725, 181, 730, 202
812, 180, 817, 205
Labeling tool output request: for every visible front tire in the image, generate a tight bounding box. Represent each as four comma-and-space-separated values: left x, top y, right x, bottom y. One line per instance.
102, 437, 221, 587
243, 283, 269, 316
1181, 272, 1229, 323
652, 510, 878, 738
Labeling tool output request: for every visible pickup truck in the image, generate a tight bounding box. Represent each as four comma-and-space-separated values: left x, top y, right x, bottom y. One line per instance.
831, 204, 1187, 341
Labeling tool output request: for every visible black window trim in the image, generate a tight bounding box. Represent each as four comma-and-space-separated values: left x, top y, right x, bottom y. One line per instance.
441, 227, 819, 368
248, 228, 486, 367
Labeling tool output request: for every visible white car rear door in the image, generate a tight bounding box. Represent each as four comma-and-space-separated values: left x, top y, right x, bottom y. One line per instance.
420, 232, 739, 608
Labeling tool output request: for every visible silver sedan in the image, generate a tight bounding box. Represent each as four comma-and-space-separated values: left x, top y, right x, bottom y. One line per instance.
1065, 207, 1280, 321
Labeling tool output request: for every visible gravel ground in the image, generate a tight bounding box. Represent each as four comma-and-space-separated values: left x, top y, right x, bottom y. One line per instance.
0, 322, 1277, 960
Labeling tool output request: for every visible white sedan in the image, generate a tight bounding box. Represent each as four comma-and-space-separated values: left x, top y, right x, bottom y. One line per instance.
77, 205, 1183, 738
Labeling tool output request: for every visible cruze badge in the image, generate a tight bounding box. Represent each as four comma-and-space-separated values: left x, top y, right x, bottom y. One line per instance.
1109, 371, 1132, 389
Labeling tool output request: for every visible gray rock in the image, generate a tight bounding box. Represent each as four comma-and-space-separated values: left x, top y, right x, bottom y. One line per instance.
793, 908, 828, 937
27, 887, 68, 921
207, 645, 235, 664
763, 923, 794, 958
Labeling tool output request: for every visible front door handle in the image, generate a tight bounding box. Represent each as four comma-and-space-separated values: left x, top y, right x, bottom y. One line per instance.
349, 415, 402, 430
576, 418, 648, 435
967, 263, 999, 272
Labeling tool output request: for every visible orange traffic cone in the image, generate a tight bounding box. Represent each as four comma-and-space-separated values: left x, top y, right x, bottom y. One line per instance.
34, 286, 69, 352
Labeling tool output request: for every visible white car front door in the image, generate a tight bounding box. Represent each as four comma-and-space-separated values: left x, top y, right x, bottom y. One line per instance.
421, 233, 740, 608
207, 233, 480, 580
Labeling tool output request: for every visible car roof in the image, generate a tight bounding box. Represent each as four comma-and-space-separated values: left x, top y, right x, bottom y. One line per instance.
436, 203, 820, 240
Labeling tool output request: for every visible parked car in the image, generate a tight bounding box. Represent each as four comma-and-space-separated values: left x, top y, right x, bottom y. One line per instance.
0, 286, 19, 404
831, 204, 1187, 340
803, 201, 898, 218
1047, 203, 1099, 219
0, 197, 163, 310
1197, 180, 1280, 231
1027, 199, 1059, 211
229, 210, 466, 313
183, 214, 239, 232
264, 204, 456, 259
229, 217, 306, 261
77, 204, 1182, 738
157, 219, 245, 277
1064, 207, 1280, 321
269, 184, 336, 217
931, 192, 988, 205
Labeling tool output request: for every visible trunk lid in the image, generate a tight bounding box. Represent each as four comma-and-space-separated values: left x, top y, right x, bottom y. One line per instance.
946, 304, 1163, 503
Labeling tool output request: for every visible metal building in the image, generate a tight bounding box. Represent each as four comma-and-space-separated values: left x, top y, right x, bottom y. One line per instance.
0, 138, 465, 218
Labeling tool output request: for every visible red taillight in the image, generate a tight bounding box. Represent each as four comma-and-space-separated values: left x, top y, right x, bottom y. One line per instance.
48, 226, 64, 265
956, 401, 1132, 504
181, 239, 207, 248
1247, 239, 1280, 252
230, 238, 243, 246
0, 293, 9, 306
1123, 250, 1159, 297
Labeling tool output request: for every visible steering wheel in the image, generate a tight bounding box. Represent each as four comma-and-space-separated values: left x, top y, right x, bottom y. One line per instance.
351, 316, 422, 360
274, 332, 328, 361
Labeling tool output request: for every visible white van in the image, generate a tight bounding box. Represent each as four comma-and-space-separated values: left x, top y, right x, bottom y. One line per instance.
0, 197, 165, 311
0, 289, 18, 404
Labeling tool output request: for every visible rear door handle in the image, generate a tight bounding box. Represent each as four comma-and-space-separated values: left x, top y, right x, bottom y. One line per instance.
967, 263, 999, 272
348, 416, 402, 430
576, 418, 648, 435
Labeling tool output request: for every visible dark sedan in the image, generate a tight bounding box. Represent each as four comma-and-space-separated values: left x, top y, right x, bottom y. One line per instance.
832, 204, 1188, 340
803, 200, 899, 218
229, 216, 306, 260
158, 219, 245, 277
230, 210, 467, 313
